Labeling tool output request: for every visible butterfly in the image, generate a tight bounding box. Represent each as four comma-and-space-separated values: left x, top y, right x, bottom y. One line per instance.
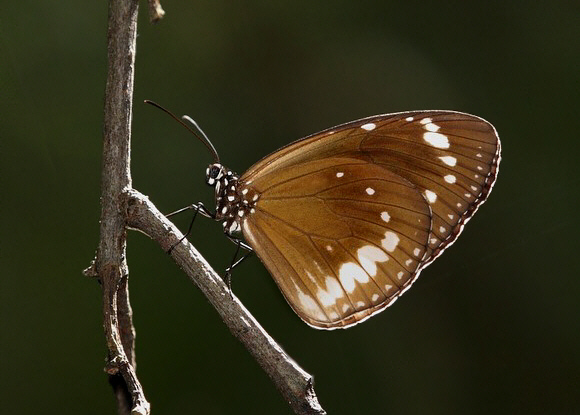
148, 102, 501, 330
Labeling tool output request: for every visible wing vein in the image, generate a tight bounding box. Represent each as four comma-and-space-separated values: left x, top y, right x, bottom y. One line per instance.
249, 220, 333, 322
328, 210, 428, 245
340, 236, 404, 288
255, 161, 367, 193
307, 236, 359, 312
335, 240, 389, 297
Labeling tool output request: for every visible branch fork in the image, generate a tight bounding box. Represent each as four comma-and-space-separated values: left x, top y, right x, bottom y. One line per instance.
89, 1, 326, 414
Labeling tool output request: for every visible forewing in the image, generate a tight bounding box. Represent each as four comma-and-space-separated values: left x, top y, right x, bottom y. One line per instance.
240, 157, 432, 329
358, 112, 500, 264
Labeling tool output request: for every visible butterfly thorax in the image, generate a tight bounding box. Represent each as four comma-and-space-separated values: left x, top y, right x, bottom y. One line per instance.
206, 163, 260, 236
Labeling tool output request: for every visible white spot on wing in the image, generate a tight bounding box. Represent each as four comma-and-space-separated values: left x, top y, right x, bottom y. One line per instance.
406, 116, 414, 122
366, 187, 375, 195
413, 248, 421, 257
424, 122, 440, 132
382, 231, 399, 252
439, 156, 457, 166
420, 117, 432, 124
336, 172, 344, 178
424, 132, 450, 149
424, 190, 437, 204
339, 262, 369, 293
316, 276, 345, 307
372, 293, 379, 302
444, 174, 456, 184
361, 122, 376, 131
357, 245, 388, 277
381, 211, 391, 222
294, 282, 326, 321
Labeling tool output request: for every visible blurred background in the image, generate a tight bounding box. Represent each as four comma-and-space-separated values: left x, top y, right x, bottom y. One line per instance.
2, 1, 579, 414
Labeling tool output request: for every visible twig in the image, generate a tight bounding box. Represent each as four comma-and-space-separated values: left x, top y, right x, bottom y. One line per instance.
92, 0, 150, 413
126, 189, 326, 415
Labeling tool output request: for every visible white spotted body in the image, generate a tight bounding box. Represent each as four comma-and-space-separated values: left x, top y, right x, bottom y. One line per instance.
206, 163, 259, 235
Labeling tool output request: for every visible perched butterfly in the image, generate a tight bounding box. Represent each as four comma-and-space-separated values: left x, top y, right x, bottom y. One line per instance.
148, 102, 501, 329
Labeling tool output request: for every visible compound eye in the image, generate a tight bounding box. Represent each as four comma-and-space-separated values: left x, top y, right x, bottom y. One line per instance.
209, 165, 222, 179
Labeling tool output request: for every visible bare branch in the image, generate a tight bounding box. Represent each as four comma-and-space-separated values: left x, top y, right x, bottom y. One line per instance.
126, 189, 327, 415
94, 0, 149, 413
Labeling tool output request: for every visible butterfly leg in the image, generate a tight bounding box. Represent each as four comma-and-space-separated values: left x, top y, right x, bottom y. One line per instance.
166, 202, 215, 219
224, 236, 254, 296
166, 202, 215, 254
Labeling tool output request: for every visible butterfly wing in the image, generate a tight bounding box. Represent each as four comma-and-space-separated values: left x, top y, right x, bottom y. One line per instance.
238, 111, 500, 328
241, 157, 432, 328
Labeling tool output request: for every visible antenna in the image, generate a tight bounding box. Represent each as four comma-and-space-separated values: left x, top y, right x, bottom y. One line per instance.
144, 100, 220, 163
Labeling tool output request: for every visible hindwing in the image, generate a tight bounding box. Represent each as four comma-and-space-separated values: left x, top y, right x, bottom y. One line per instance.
241, 157, 433, 328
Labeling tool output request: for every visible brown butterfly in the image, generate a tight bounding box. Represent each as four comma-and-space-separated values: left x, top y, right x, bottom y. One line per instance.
149, 102, 501, 329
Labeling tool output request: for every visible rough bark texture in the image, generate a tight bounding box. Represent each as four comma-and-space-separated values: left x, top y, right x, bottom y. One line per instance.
95, 0, 149, 413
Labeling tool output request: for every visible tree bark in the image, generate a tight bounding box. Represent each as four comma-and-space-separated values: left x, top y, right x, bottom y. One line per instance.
92, 0, 149, 413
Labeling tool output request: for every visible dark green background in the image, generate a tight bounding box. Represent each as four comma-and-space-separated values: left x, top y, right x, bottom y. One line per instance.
2, 1, 579, 414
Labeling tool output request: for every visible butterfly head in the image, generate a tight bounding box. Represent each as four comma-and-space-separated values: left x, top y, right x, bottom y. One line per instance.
206, 163, 225, 186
